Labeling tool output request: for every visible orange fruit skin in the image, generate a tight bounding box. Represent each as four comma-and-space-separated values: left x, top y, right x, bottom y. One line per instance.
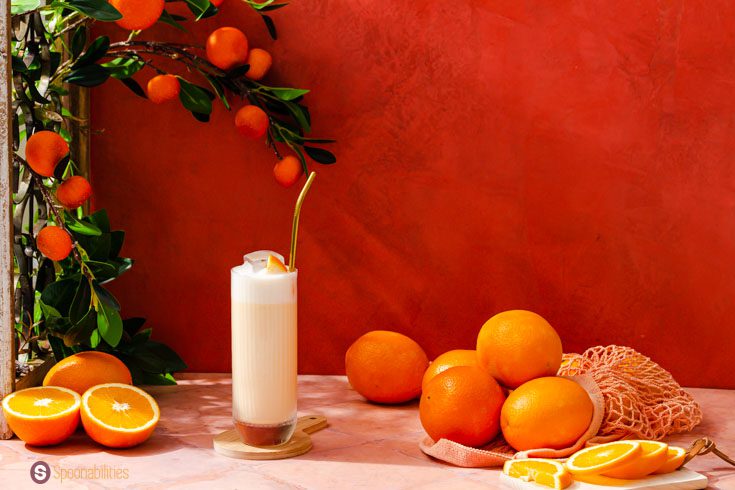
273, 156, 304, 188
211, 0, 225, 5
476, 310, 562, 388
25, 130, 69, 177
653, 447, 687, 474
56, 175, 92, 209
420, 365, 506, 447
500, 376, 593, 451
36, 226, 73, 261
43, 351, 132, 395
235, 105, 269, 139
603, 441, 669, 479
147, 75, 180, 104
345, 330, 429, 404
422, 349, 478, 390
206, 27, 249, 70
2, 387, 81, 446
246, 48, 273, 80
81, 384, 159, 448
109, 0, 165, 31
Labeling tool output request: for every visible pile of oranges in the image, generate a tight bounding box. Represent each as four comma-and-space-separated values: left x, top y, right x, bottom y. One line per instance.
2, 352, 159, 448
345, 310, 593, 451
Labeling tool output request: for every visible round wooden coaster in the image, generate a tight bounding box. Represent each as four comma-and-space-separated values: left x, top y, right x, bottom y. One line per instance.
213, 415, 328, 460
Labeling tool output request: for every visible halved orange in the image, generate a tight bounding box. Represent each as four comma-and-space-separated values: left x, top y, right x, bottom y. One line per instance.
81, 383, 160, 448
503, 459, 573, 490
266, 254, 288, 273
603, 440, 669, 479
565, 440, 642, 475
2, 386, 80, 446
653, 446, 687, 474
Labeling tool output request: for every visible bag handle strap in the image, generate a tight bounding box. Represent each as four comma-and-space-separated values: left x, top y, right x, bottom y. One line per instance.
685, 438, 735, 467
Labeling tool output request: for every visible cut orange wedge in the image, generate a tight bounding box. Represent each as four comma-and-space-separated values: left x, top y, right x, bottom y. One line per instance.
81, 383, 160, 448
565, 440, 642, 475
603, 440, 669, 479
652, 446, 687, 474
266, 254, 288, 273
1, 386, 80, 446
503, 459, 573, 490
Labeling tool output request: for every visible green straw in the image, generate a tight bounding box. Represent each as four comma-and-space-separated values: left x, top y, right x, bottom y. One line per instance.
288, 172, 316, 272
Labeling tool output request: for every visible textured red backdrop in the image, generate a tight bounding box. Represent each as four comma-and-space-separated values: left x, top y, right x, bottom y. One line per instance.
91, 1, 735, 388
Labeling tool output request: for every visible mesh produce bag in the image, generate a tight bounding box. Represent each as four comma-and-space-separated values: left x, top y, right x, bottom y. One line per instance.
420, 345, 702, 467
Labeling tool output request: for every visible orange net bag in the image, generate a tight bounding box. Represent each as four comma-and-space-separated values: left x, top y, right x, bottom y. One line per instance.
420, 345, 702, 467
558, 345, 702, 441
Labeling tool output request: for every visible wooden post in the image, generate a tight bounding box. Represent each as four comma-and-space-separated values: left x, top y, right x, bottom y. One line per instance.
0, 0, 15, 439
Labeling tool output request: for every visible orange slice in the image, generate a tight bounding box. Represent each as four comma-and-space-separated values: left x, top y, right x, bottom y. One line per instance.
602, 440, 669, 479
565, 440, 642, 475
266, 254, 288, 273
81, 383, 160, 448
503, 459, 573, 489
1, 386, 80, 446
653, 446, 687, 474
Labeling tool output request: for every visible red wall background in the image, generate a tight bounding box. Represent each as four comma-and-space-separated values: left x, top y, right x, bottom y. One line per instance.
91, 0, 735, 388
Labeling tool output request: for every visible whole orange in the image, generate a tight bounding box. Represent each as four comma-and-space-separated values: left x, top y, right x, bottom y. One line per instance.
345, 330, 429, 404
235, 105, 269, 138
43, 351, 133, 395
56, 176, 92, 209
273, 156, 303, 188
500, 376, 593, 451
246, 48, 273, 80
206, 27, 249, 70
36, 226, 73, 262
420, 366, 505, 447
422, 349, 477, 390
109, 0, 165, 31
476, 310, 562, 388
25, 130, 69, 177
147, 74, 180, 104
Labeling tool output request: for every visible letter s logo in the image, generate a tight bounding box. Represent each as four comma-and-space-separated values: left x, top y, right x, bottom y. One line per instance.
30, 461, 51, 484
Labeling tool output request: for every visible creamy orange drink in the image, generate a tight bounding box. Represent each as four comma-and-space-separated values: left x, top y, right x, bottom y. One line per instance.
231, 251, 297, 446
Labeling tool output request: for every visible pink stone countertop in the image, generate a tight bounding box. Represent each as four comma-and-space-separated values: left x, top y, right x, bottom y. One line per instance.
1, 374, 734, 489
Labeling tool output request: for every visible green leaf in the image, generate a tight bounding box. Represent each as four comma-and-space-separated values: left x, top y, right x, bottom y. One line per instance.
48, 336, 77, 362
140, 372, 178, 385
64, 310, 97, 347
178, 78, 212, 116
65, 212, 102, 236
120, 78, 147, 99
269, 87, 309, 101
182, 0, 210, 18
97, 301, 123, 347
20, 73, 51, 105
304, 146, 336, 164
130, 340, 187, 373
11, 0, 41, 15
262, 14, 277, 40
71, 26, 87, 59
284, 101, 311, 133
259, 3, 288, 12
39, 301, 62, 320
158, 10, 187, 31
131, 328, 152, 346
93, 281, 121, 311
69, 278, 92, 324
56, 0, 122, 21
123, 317, 146, 336
109, 230, 125, 257
40, 278, 78, 316
203, 75, 230, 110
73, 36, 110, 67
101, 57, 145, 79
86, 209, 111, 232
64, 64, 110, 87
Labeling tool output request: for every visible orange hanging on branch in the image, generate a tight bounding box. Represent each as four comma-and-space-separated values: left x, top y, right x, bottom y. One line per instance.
56, 175, 92, 209
206, 27, 249, 70
109, 0, 165, 31
37, 226, 73, 262
25, 130, 69, 177
147, 75, 181, 104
